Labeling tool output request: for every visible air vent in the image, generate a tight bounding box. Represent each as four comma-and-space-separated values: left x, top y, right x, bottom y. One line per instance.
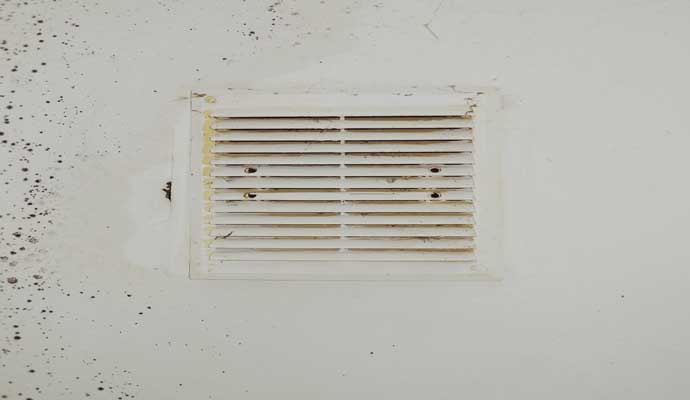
187, 89, 503, 280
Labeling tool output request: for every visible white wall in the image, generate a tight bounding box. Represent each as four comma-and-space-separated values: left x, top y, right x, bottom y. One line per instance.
2, 1, 690, 399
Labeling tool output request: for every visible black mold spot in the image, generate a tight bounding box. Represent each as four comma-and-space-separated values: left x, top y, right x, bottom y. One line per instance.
162, 181, 172, 201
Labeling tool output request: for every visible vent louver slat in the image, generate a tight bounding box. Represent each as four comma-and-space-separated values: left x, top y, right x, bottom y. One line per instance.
211, 116, 472, 130
211, 165, 473, 177
211, 177, 473, 189
209, 225, 476, 238
211, 141, 472, 153
211, 153, 473, 165
210, 250, 476, 262
211, 238, 474, 249
188, 90, 502, 279
210, 189, 474, 201
212, 201, 474, 213
212, 129, 473, 142
211, 213, 474, 225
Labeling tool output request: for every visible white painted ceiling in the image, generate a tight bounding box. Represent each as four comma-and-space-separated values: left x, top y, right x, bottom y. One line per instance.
2, 0, 690, 399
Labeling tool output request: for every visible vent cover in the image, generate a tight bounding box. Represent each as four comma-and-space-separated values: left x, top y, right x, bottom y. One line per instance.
188, 89, 503, 280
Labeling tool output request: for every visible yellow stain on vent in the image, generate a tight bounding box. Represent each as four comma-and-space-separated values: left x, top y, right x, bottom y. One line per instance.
201, 110, 216, 242
202, 112, 216, 165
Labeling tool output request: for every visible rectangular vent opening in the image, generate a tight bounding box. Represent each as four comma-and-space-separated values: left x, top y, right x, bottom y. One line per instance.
188, 90, 502, 280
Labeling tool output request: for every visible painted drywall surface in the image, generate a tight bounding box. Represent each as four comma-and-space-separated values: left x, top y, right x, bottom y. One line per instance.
1, 0, 689, 398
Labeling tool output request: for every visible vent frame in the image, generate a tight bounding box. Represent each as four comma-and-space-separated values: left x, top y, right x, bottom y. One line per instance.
186, 88, 503, 280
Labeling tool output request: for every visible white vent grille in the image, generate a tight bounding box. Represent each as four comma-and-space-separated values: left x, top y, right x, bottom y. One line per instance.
188, 90, 503, 280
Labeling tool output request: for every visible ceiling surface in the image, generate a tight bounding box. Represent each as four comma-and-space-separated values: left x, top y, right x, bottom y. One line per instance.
1, 0, 689, 399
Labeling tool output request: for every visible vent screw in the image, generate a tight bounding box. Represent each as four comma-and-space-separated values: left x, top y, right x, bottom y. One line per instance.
430, 192, 441, 199
244, 167, 257, 174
